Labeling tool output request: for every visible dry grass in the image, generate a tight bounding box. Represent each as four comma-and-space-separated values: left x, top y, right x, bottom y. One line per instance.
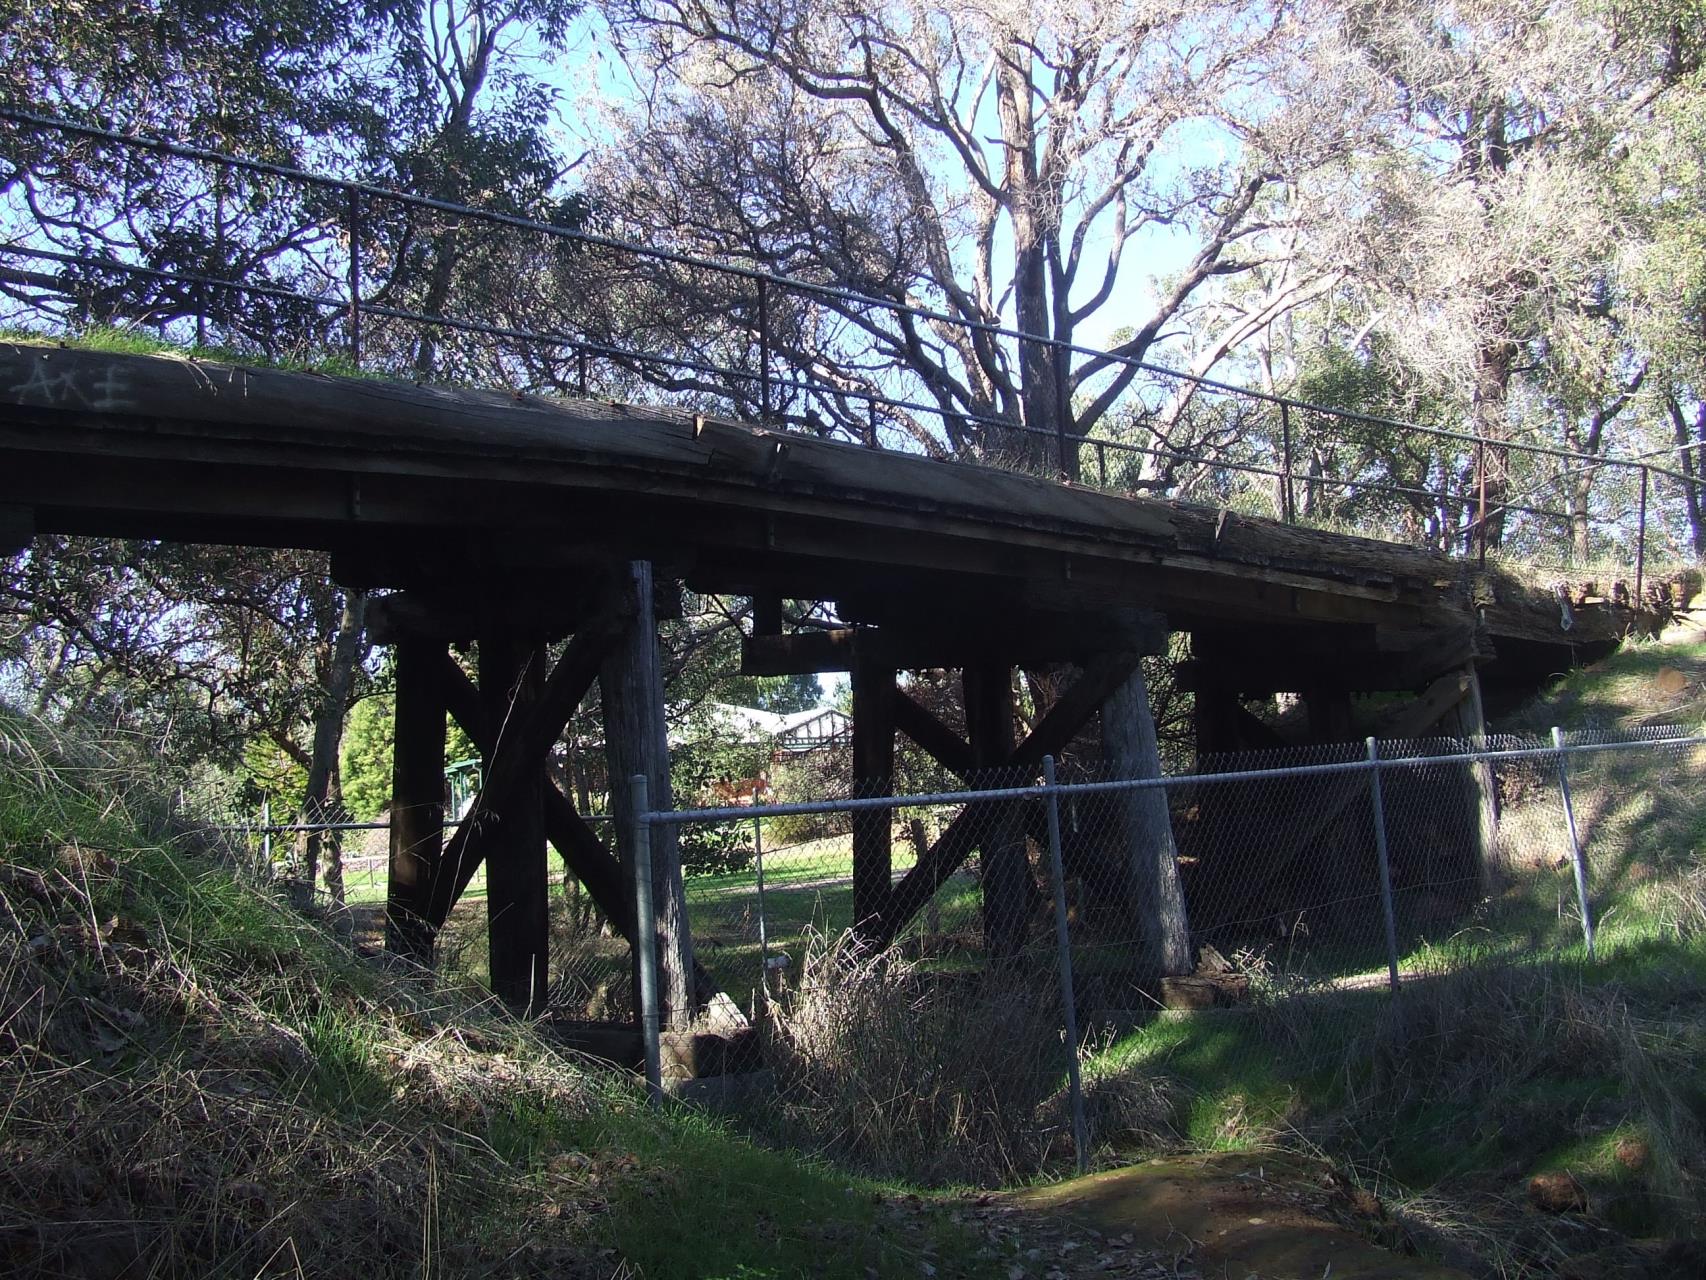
749, 932, 1082, 1185
0, 709, 615, 1278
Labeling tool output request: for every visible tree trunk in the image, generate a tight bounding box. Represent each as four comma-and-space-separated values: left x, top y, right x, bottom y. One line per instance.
600, 561, 697, 1029
1102, 663, 1192, 987
1669, 396, 1706, 558
299, 588, 368, 897
1467, 339, 1516, 553
995, 46, 1062, 476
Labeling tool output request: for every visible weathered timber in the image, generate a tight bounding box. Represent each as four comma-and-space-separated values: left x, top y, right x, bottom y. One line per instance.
965, 665, 1031, 960
0, 342, 1625, 657
879, 651, 1141, 944
891, 688, 977, 778
601, 561, 696, 1028
1102, 664, 1193, 985
850, 655, 896, 937
1219, 670, 1480, 919
426, 648, 638, 941
741, 613, 1165, 677
385, 637, 447, 963
1448, 664, 1502, 899
422, 599, 624, 930
475, 634, 550, 1012
367, 585, 596, 646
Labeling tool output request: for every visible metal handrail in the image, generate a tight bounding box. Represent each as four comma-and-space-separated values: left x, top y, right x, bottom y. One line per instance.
1, 104, 1693, 585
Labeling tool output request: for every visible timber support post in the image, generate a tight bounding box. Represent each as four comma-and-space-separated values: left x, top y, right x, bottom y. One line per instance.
1451, 663, 1502, 898
850, 654, 896, 939
1102, 662, 1192, 987
965, 664, 1030, 960
479, 633, 550, 1013
385, 636, 447, 964
602, 560, 697, 1029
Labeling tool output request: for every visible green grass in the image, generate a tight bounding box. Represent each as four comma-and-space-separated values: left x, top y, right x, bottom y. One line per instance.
1069, 635, 1706, 1258
0, 706, 1016, 1278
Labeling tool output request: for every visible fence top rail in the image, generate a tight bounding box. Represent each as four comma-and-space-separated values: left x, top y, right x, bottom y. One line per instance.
3, 106, 1692, 491
641, 730, 1706, 826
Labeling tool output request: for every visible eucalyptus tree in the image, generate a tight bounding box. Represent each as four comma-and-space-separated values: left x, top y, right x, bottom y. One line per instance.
590, 0, 1356, 474
1306, 0, 1703, 556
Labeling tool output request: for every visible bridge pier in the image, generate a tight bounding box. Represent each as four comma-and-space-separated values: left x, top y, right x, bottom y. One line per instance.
477, 633, 550, 1013
849, 653, 895, 938
601, 560, 698, 1030
385, 636, 447, 965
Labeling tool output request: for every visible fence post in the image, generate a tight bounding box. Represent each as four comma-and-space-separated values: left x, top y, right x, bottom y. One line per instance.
345, 188, 362, 370
1551, 727, 1596, 959
753, 812, 770, 992
1042, 755, 1088, 1175
1279, 401, 1295, 524
261, 795, 272, 875
1366, 737, 1402, 993
630, 773, 664, 1104
1636, 465, 1650, 605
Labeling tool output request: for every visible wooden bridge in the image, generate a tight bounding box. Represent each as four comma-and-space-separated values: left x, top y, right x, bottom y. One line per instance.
0, 340, 1650, 1021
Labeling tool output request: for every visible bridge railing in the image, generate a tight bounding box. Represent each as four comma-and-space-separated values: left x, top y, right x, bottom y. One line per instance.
0, 107, 1693, 589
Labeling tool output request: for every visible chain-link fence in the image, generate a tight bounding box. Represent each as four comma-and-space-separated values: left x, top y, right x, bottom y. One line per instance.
636, 725, 1706, 1172
221, 726, 1706, 1174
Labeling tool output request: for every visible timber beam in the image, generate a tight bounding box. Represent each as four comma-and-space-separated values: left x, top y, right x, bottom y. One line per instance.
878, 649, 1143, 946
0, 504, 32, 555
423, 595, 631, 938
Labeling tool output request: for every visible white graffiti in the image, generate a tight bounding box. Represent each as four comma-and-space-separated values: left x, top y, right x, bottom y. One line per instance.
7, 356, 135, 412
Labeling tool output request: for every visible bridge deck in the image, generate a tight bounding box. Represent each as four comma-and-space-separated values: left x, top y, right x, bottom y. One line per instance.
0, 342, 1622, 692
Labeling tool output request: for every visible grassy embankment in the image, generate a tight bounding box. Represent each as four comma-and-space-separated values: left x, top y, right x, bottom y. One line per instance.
1079, 635, 1706, 1265
0, 707, 1012, 1279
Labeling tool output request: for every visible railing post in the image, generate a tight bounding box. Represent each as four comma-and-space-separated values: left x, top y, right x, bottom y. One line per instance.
1054, 340, 1072, 480
194, 278, 207, 349
630, 773, 664, 1104
1280, 401, 1295, 523
1551, 727, 1596, 960
1097, 440, 1108, 488
1366, 737, 1402, 993
1042, 755, 1088, 1174
1636, 465, 1650, 606
345, 188, 362, 370
867, 397, 879, 449
757, 278, 772, 420
576, 346, 589, 397
1475, 437, 1488, 568
261, 795, 272, 875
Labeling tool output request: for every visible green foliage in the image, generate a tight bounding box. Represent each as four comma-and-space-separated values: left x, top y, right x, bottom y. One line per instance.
339, 693, 394, 821
679, 822, 755, 877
